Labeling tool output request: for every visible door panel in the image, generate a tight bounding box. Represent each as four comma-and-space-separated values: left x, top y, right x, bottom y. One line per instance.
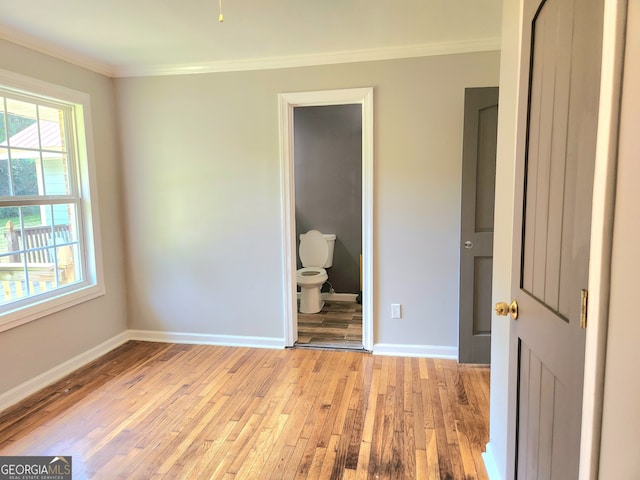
522, 0, 598, 321
514, 0, 603, 477
459, 87, 499, 364
473, 256, 493, 335
475, 106, 498, 232
518, 339, 574, 480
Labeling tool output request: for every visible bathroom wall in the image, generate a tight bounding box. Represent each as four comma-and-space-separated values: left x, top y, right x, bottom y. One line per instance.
294, 104, 362, 294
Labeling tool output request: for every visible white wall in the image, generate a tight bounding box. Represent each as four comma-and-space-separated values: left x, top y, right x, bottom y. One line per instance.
0, 40, 128, 395
598, 1, 640, 476
115, 52, 500, 349
485, 0, 522, 476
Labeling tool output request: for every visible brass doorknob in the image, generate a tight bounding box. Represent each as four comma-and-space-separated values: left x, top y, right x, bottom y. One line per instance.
495, 300, 518, 320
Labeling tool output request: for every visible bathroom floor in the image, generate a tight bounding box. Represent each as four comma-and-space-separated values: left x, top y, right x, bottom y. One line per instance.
296, 300, 363, 350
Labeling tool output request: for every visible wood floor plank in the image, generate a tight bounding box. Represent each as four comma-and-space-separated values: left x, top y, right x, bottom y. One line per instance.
426, 428, 441, 480
345, 375, 370, 470
0, 342, 489, 479
296, 301, 364, 349
282, 438, 308, 479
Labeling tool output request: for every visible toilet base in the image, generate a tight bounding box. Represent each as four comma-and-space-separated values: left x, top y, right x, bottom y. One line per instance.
299, 286, 324, 314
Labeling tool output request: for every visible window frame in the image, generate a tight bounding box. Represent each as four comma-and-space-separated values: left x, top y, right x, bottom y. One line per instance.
0, 69, 105, 332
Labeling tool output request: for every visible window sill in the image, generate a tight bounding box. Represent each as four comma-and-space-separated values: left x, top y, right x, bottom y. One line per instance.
0, 283, 105, 333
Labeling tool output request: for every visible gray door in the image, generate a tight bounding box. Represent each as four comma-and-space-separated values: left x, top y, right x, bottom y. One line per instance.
459, 87, 499, 364
511, 0, 603, 477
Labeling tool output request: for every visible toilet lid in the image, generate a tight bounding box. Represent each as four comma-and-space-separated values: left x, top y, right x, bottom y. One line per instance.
299, 230, 328, 267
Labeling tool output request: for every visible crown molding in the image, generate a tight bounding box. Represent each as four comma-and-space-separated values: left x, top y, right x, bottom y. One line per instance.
115, 37, 501, 77
0, 26, 500, 79
0, 25, 116, 77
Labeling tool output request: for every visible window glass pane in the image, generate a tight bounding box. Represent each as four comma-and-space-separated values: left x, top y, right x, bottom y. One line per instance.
0, 250, 23, 266
52, 203, 77, 242
42, 153, 71, 195
5, 99, 38, 149
0, 202, 83, 305
9, 151, 39, 196
0, 148, 9, 196
0, 253, 29, 306
53, 204, 81, 284
0, 205, 24, 261
1, 205, 48, 260
27, 262, 56, 295
18, 206, 52, 264
38, 106, 65, 153
20, 205, 43, 228
56, 244, 80, 285
0, 97, 6, 144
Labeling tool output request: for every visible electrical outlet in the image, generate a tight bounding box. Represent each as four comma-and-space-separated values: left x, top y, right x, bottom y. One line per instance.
391, 304, 402, 319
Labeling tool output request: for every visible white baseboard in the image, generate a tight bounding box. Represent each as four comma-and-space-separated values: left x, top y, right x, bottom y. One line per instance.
0, 331, 130, 413
296, 292, 359, 302
324, 292, 359, 302
482, 442, 502, 480
373, 343, 458, 359
128, 330, 285, 350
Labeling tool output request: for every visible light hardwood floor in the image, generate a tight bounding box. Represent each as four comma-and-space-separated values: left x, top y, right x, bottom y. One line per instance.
0, 341, 489, 479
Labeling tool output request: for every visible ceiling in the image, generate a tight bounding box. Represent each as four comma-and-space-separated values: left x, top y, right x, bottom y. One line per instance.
0, 0, 502, 78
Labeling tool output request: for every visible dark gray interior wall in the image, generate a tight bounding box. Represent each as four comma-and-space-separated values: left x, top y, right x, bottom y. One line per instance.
294, 104, 362, 294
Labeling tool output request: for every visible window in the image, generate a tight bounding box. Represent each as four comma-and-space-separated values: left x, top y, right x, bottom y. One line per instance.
0, 71, 103, 331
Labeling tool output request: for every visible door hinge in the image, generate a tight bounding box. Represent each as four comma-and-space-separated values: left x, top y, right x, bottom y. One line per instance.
580, 289, 588, 329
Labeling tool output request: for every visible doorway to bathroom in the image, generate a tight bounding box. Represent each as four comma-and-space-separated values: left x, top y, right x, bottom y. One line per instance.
279, 88, 373, 351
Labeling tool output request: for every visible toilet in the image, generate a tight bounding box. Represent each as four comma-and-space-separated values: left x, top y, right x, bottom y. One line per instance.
297, 230, 336, 314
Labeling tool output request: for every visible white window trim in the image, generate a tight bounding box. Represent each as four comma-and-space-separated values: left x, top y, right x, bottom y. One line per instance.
0, 69, 105, 332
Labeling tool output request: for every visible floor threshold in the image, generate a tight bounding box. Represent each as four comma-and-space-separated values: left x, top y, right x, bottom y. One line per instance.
293, 342, 368, 353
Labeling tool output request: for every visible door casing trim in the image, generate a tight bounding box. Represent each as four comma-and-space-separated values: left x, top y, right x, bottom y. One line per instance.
278, 87, 374, 351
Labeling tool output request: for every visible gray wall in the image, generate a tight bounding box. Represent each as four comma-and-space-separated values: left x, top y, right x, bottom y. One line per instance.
294, 105, 362, 294
115, 51, 501, 349
0, 39, 129, 396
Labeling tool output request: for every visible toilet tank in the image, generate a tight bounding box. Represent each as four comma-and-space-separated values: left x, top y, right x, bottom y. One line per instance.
299, 231, 336, 268
323, 234, 336, 268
